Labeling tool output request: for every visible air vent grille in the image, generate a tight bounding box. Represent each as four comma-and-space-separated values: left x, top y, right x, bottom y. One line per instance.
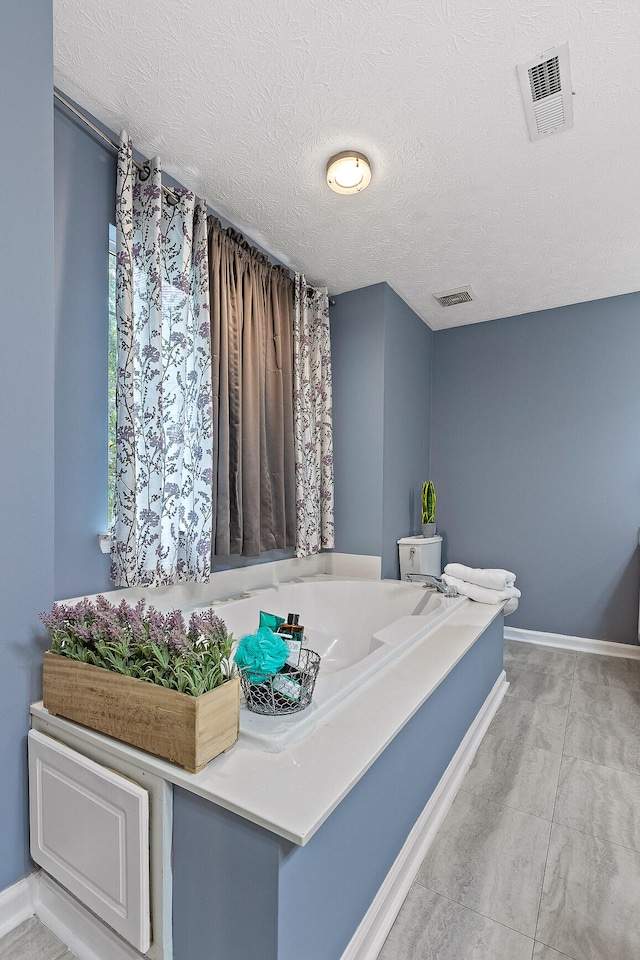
433, 286, 475, 307
517, 43, 573, 141
529, 56, 561, 101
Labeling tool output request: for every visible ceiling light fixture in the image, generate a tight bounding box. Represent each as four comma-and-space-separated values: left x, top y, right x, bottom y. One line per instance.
326, 151, 371, 195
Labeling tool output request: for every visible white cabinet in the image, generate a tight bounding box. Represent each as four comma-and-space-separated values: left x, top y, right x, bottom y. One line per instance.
29, 730, 151, 953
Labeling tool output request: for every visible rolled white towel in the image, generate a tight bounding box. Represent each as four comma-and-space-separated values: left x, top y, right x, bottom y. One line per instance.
444, 563, 516, 592
441, 574, 521, 605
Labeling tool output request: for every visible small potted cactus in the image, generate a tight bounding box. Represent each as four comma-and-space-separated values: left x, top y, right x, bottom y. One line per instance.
421, 480, 437, 538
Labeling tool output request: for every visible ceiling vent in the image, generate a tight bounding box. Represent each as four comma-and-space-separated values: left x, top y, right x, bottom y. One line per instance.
433, 285, 475, 307
517, 43, 573, 141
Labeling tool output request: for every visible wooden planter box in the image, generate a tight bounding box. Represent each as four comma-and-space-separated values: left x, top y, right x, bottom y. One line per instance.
42, 651, 240, 773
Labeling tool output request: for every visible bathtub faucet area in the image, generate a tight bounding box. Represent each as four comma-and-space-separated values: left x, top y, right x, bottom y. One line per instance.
404, 573, 458, 597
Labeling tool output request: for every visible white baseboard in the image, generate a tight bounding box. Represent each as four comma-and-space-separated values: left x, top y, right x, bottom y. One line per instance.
340, 670, 509, 960
36, 873, 143, 960
0, 873, 38, 940
505, 626, 640, 659
0, 872, 143, 960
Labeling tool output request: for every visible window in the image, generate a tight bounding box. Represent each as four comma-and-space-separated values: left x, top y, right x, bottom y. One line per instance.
108, 224, 117, 526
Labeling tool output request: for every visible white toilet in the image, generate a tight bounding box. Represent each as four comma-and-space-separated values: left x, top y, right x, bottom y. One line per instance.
397, 535, 443, 580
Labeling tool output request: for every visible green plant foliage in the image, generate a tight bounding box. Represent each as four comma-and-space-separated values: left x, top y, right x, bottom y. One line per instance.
40, 596, 235, 697
421, 480, 436, 523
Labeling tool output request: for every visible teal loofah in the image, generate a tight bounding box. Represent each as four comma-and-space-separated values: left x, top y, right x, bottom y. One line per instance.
234, 627, 289, 684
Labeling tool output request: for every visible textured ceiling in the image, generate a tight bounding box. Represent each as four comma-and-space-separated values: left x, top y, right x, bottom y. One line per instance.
54, 0, 640, 329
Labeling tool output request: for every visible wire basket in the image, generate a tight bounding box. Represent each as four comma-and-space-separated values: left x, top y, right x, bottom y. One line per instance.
239, 648, 321, 716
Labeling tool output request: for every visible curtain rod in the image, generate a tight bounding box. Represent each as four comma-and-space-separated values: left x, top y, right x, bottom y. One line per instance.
54, 89, 180, 204
54, 89, 334, 293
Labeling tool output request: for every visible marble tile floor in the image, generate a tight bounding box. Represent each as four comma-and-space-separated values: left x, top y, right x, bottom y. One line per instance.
378, 638, 640, 960
0, 917, 77, 960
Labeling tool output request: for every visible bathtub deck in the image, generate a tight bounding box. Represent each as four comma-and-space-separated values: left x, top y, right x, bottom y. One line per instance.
31, 599, 504, 846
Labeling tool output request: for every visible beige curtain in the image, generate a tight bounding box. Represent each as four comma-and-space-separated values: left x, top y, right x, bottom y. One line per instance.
208, 217, 296, 557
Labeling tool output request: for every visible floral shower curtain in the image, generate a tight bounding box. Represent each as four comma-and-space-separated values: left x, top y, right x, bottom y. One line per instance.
111, 132, 213, 586
293, 274, 334, 556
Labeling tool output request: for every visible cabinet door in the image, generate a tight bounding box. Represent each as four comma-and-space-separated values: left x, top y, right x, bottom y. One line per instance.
29, 730, 150, 953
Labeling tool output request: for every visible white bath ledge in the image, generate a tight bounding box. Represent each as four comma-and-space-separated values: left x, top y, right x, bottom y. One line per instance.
31, 599, 503, 847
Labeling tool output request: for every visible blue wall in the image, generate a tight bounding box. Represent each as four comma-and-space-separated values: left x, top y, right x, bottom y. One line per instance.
0, 0, 54, 889
431, 294, 640, 645
172, 790, 280, 960
333, 283, 640, 644
331, 285, 386, 559
381, 285, 434, 578
331, 283, 433, 577
54, 105, 116, 599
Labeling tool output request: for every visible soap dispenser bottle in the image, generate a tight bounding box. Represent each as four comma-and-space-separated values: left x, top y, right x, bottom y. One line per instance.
279, 613, 303, 668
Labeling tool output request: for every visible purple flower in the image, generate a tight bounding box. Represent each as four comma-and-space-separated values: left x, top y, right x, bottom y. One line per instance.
40, 593, 232, 693
168, 628, 186, 651
164, 610, 183, 633
196, 538, 211, 556
173, 275, 190, 293
198, 322, 210, 339
140, 509, 160, 527
189, 609, 227, 644
146, 608, 165, 645
166, 424, 184, 444
164, 482, 180, 498
142, 345, 161, 362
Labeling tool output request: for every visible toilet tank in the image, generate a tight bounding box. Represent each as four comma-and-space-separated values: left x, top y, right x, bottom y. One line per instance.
397, 536, 443, 580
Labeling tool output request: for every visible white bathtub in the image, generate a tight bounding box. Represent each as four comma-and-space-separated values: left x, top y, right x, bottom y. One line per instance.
200, 576, 467, 751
